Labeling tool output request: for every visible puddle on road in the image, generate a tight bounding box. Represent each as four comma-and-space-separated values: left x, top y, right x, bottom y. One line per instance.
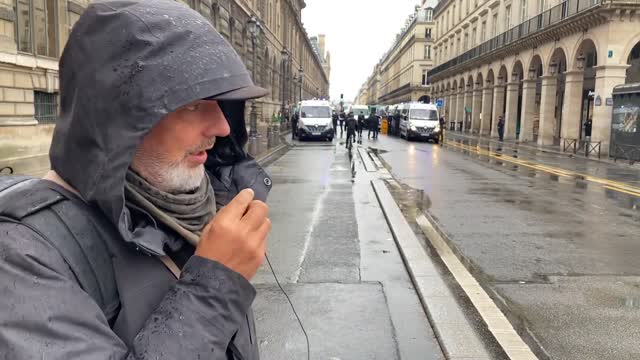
386, 180, 432, 218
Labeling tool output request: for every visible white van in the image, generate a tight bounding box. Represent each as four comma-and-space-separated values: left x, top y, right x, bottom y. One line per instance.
349, 105, 369, 119
297, 100, 334, 141
398, 102, 441, 142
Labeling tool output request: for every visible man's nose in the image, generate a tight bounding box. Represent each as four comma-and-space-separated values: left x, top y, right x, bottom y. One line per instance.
205, 113, 231, 138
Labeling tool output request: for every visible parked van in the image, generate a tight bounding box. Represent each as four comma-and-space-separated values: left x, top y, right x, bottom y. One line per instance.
297, 100, 334, 141
398, 102, 441, 142
350, 105, 370, 119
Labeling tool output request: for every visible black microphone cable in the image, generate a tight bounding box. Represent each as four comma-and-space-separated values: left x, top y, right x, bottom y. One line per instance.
264, 253, 311, 360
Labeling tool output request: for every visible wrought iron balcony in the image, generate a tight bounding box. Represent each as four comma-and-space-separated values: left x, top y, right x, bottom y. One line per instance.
430, 0, 602, 80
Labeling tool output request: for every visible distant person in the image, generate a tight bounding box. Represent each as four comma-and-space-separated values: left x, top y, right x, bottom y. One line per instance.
584, 118, 593, 141
368, 111, 378, 139
438, 115, 446, 144
339, 111, 346, 134
497, 116, 505, 141
346, 112, 357, 149
292, 108, 299, 139
357, 114, 365, 143
332, 111, 339, 137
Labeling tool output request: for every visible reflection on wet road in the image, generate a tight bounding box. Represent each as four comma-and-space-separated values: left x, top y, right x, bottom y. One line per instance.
368, 133, 640, 360
445, 137, 640, 199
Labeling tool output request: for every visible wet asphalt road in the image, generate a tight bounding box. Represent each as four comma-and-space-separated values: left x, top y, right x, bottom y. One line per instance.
368, 133, 640, 360
252, 140, 445, 360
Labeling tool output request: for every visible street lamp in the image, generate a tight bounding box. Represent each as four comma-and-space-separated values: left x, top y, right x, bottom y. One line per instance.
549, 61, 558, 75
280, 48, 290, 132
576, 53, 586, 70
528, 66, 537, 80
247, 16, 260, 138
298, 67, 304, 101
293, 74, 298, 104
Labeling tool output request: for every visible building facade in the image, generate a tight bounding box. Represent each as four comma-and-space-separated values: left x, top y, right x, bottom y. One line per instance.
429, 0, 640, 154
0, 0, 329, 152
310, 34, 331, 81
355, 1, 437, 105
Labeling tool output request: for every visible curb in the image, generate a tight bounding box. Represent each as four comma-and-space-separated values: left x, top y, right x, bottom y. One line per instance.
418, 209, 551, 360
371, 178, 500, 360
1, 152, 49, 164
255, 143, 290, 167
415, 212, 540, 360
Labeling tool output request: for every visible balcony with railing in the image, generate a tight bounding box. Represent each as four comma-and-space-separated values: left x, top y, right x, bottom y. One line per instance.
430, 0, 604, 80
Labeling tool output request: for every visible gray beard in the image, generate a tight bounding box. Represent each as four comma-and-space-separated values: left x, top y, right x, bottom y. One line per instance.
124, 168, 216, 246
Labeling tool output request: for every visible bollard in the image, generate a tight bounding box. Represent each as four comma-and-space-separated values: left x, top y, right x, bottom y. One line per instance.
266, 125, 273, 148
247, 138, 259, 158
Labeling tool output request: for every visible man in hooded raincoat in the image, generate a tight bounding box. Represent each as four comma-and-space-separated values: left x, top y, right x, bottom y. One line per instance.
0, 1, 273, 359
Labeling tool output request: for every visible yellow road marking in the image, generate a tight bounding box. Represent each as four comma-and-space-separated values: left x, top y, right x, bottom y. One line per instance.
604, 185, 640, 198
445, 140, 640, 198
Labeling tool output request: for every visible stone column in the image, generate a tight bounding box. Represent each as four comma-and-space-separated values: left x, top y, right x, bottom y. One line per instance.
472, 87, 482, 134
592, 64, 629, 155
480, 86, 494, 135
464, 89, 473, 132
504, 82, 520, 140
538, 75, 558, 146
519, 79, 537, 142
448, 92, 456, 125
561, 70, 585, 141
456, 90, 465, 130
491, 85, 506, 138
445, 94, 451, 119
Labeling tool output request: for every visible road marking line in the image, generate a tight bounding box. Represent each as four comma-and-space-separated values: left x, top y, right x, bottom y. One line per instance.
416, 214, 539, 360
372, 180, 495, 359
291, 177, 331, 283
603, 185, 640, 197
445, 140, 640, 197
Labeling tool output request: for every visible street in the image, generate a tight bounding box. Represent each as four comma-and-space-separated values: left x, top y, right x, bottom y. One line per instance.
364, 132, 640, 360
251, 128, 640, 359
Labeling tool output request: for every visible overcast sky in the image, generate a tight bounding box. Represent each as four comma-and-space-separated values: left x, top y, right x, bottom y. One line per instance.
302, 0, 422, 102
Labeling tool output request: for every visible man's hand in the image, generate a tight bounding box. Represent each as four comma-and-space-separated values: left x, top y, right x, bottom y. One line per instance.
195, 189, 270, 280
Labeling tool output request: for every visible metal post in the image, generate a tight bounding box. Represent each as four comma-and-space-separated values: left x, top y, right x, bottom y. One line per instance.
247, 17, 259, 139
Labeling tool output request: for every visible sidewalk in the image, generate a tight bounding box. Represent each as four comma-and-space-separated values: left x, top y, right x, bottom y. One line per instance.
0, 122, 288, 177
447, 130, 640, 168
252, 139, 451, 359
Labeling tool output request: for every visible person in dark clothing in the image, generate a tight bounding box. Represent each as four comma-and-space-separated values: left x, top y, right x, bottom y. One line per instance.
368, 112, 379, 139
292, 110, 299, 139
584, 118, 593, 141
357, 114, 365, 143
0, 1, 271, 359
346, 112, 357, 149
497, 116, 505, 141
438, 116, 446, 144
339, 111, 346, 135
332, 111, 339, 138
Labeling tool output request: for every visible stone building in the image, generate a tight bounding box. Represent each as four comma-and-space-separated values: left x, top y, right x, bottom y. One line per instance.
355, 1, 437, 105
429, 0, 640, 153
0, 0, 329, 157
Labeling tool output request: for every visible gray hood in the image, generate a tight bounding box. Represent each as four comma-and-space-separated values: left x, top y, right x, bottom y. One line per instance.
50, 0, 267, 253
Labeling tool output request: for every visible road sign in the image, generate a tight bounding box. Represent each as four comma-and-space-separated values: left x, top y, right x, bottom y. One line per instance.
436, 98, 444, 107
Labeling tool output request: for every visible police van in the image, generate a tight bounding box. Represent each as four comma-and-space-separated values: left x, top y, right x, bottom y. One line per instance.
349, 105, 370, 119
398, 102, 441, 143
297, 100, 335, 141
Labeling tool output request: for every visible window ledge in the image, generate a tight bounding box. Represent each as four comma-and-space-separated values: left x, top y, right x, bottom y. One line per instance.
0, 52, 59, 70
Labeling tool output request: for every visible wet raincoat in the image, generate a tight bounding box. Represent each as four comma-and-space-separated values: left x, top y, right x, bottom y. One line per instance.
0, 1, 271, 359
